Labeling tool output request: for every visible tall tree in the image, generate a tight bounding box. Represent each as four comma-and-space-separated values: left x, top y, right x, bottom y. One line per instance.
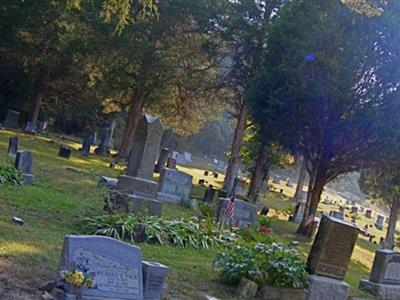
248, 0, 400, 235
217, 0, 285, 195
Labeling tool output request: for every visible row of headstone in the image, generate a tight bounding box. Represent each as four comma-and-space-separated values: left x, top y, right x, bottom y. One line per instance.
2, 109, 48, 133
59, 235, 168, 300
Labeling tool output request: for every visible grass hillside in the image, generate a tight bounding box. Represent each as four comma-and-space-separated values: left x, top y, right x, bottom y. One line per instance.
0, 129, 387, 299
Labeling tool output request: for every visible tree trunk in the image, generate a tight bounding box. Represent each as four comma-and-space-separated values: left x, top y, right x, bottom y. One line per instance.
248, 144, 268, 203
294, 157, 307, 203
117, 94, 145, 159
296, 171, 325, 236
385, 198, 399, 249
222, 102, 247, 195
31, 88, 45, 124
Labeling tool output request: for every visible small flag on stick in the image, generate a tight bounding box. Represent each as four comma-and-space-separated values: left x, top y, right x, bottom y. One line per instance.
225, 192, 235, 220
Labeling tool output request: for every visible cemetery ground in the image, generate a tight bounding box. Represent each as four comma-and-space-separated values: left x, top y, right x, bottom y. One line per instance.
0, 129, 395, 299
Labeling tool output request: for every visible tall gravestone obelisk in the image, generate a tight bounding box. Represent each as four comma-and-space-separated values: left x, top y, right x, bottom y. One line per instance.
117, 115, 163, 215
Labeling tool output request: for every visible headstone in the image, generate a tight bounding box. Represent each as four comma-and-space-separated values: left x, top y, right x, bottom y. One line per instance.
166, 157, 176, 169
366, 209, 372, 218
126, 115, 162, 180
369, 250, 400, 285
234, 178, 247, 197
203, 186, 216, 202
142, 261, 168, 300
154, 148, 169, 173
15, 150, 33, 174
11, 216, 24, 226
157, 168, 193, 204
59, 235, 144, 300
272, 177, 280, 184
260, 207, 269, 216
117, 115, 163, 216
217, 190, 228, 199
4, 109, 19, 128
95, 121, 116, 156
375, 214, 385, 230
176, 153, 187, 164
58, 145, 72, 159
37, 120, 48, 133
351, 206, 358, 214
99, 176, 118, 189
307, 215, 359, 281
204, 170, 209, 176
81, 135, 92, 157
216, 198, 257, 227
198, 179, 205, 185
90, 132, 97, 145
133, 224, 147, 243
331, 211, 344, 220
8, 136, 19, 156
213, 173, 218, 179
24, 121, 37, 133
286, 178, 293, 187
183, 152, 192, 162
359, 250, 400, 299
307, 275, 351, 300
293, 201, 306, 223
339, 206, 345, 213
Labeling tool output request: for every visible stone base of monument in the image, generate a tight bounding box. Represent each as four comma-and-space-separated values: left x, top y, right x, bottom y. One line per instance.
259, 284, 307, 300
21, 173, 34, 184
306, 275, 350, 300
117, 175, 158, 198
157, 191, 183, 204
126, 194, 162, 216
359, 279, 400, 300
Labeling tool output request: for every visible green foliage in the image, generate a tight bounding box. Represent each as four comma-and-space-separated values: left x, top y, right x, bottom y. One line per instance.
258, 216, 272, 228
198, 202, 215, 218
0, 164, 22, 185
213, 242, 309, 289
183, 198, 199, 210
81, 214, 239, 249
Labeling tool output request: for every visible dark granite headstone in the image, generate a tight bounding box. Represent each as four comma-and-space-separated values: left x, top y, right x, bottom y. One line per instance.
198, 179, 205, 185
375, 214, 385, 230
81, 135, 92, 157
142, 261, 168, 300
217, 190, 228, 199
15, 151, 33, 174
4, 109, 19, 128
58, 145, 72, 159
8, 136, 19, 156
366, 209, 372, 218
204, 170, 209, 176
216, 198, 257, 227
59, 235, 143, 300
154, 148, 169, 173
351, 206, 358, 214
203, 186, 216, 202
166, 157, 176, 169
213, 173, 218, 179
307, 215, 359, 280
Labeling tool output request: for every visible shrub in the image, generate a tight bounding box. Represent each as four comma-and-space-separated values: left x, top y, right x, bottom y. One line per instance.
258, 215, 272, 227
213, 242, 308, 289
198, 202, 214, 218
0, 164, 22, 185
81, 214, 238, 249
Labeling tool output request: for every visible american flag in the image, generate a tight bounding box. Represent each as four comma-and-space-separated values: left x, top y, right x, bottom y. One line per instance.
225, 193, 235, 219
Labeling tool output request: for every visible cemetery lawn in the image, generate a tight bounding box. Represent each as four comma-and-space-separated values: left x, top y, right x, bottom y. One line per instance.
0, 129, 379, 299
